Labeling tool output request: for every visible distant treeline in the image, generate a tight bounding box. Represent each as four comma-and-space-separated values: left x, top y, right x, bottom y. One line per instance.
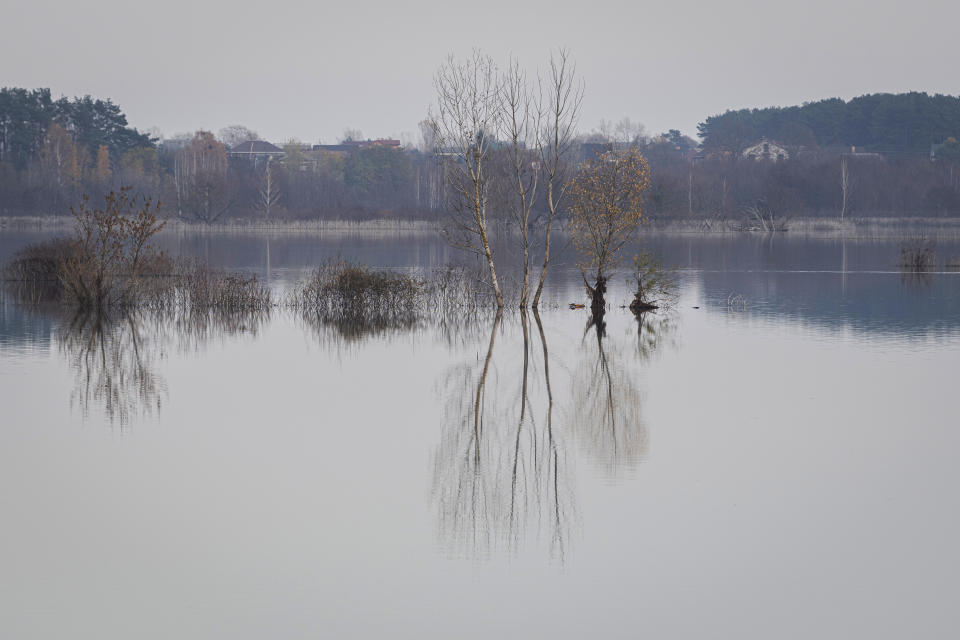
643, 139, 960, 219
3, 87, 960, 221
699, 92, 960, 154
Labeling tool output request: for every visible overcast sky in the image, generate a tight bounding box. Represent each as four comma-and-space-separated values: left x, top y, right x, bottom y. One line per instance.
2, 0, 957, 144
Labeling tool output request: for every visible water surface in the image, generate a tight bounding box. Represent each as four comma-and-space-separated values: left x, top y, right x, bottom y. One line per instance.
1, 229, 958, 639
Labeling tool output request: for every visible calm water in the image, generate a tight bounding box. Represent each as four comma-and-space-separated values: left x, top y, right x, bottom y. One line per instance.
1, 228, 959, 639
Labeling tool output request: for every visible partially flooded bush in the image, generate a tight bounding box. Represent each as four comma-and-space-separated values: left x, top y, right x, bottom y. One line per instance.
898, 238, 936, 271
628, 253, 676, 314
2, 238, 78, 302
2, 190, 169, 309
945, 256, 960, 271
60, 189, 167, 309
293, 261, 424, 334
291, 261, 500, 341
4, 238, 76, 282
3, 190, 271, 312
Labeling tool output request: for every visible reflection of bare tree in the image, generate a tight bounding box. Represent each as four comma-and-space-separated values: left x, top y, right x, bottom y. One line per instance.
531, 309, 572, 559
432, 310, 575, 560
56, 307, 268, 426
58, 310, 167, 427
570, 316, 649, 479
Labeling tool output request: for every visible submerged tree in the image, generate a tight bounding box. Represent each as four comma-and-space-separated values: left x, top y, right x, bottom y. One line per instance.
568, 148, 651, 314
430, 51, 505, 308
500, 57, 539, 308
430, 49, 582, 310
532, 49, 582, 309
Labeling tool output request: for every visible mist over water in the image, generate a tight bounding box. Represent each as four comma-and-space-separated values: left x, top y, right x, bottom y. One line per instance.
1, 229, 958, 639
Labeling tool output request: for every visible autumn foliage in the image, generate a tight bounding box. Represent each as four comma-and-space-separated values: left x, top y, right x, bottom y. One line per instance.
568, 148, 651, 284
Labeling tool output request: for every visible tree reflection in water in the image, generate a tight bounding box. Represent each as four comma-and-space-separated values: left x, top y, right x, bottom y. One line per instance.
56, 307, 268, 426
58, 310, 167, 427
432, 310, 576, 560
432, 306, 677, 559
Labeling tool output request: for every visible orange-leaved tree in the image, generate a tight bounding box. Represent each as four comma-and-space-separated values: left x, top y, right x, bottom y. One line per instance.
568, 148, 651, 312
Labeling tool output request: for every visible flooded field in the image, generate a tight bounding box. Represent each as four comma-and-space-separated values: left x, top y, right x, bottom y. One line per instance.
2, 229, 958, 639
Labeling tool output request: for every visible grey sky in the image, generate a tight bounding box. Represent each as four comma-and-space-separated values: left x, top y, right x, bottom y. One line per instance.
2, 0, 957, 144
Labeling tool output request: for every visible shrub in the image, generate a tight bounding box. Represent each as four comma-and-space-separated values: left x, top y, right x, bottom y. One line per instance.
294, 261, 424, 321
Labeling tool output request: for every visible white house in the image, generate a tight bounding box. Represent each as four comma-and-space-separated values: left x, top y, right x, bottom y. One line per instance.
742, 138, 789, 162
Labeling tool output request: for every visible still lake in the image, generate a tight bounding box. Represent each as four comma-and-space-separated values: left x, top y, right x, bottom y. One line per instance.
1, 227, 959, 639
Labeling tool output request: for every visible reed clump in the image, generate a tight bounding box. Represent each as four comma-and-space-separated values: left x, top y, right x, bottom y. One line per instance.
176, 260, 271, 311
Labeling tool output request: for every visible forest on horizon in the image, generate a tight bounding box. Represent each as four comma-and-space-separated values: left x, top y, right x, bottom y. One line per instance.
2, 87, 960, 222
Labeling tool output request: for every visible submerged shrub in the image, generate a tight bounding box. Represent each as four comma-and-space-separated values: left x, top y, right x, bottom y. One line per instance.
898, 238, 936, 271
59, 189, 167, 309
2, 238, 78, 302
295, 261, 422, 319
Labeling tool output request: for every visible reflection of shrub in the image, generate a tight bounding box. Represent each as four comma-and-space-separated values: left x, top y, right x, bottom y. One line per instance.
946, 256, 960, 271
898, 238, 935, 271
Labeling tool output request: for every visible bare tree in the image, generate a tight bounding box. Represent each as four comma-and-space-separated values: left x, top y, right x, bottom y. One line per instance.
340, 128, 363, 143
840, 154, 853, 221
532, 49, 582, 308
218, 125, 259, 148
256, 158, 282, 218
430, 51, 505, 308
501, 57, 540, 307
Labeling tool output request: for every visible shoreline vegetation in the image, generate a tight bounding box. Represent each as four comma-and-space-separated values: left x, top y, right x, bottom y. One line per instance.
0, 194, 508, 337
6, 215, 960, 238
